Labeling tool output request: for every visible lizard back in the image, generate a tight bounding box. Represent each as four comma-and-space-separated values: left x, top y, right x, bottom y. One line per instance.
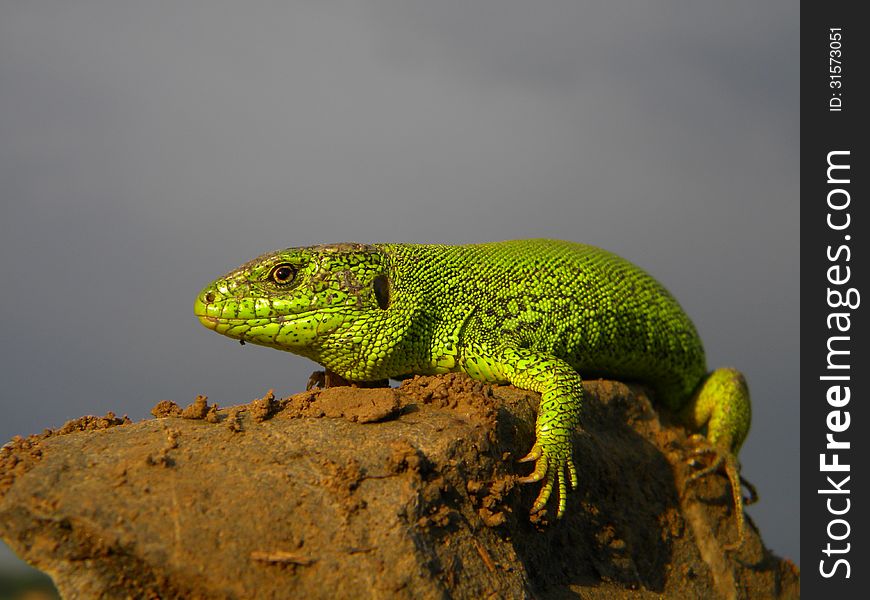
380, 239, 706, 408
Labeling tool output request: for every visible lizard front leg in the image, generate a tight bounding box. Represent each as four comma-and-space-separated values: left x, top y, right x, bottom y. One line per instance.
462, 344, 583, 518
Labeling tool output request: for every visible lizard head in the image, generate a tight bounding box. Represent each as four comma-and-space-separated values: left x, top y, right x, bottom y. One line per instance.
194, 243, 391, 353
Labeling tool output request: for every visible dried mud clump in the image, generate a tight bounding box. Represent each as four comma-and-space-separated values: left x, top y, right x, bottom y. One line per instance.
55, 412, 132, 434
150, 400, 182, 418
248, 389, 280, 422
152, 395, 220, 422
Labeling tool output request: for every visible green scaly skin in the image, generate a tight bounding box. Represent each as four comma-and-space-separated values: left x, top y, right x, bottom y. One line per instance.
194, 239, 752, 545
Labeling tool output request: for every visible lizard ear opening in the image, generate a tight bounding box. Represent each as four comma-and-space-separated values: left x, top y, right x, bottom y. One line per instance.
373, 274, 390, 310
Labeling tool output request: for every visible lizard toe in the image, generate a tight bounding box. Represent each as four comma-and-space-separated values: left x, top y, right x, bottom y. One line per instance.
517, 451, 548, 484
530, 472, 554, 513
518, 444, 543, 463
567, 458, 579, 491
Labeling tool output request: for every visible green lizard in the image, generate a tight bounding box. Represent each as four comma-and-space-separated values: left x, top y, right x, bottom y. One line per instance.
194, 239, 752, 546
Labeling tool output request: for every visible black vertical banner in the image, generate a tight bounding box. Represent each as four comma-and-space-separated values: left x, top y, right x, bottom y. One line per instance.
801, 2, 869, 597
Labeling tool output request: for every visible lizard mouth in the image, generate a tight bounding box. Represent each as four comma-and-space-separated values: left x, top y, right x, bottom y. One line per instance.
196, 313, 315, 329
195, 308, 348, 329
196, 314, 224, 329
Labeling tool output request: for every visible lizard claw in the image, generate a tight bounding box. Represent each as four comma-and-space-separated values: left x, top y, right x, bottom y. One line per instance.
740, 474, 759, 506
517, 441, 577, 519
518, 444, 543, 464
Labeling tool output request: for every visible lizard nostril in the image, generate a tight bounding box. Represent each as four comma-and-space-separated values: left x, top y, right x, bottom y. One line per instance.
205, 292, 216, 303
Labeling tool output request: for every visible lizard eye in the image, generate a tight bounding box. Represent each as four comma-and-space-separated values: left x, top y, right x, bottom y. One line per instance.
270, 264, 297, 285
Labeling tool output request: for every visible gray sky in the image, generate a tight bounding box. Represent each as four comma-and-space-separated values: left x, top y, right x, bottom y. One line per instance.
0, 0, 799, 573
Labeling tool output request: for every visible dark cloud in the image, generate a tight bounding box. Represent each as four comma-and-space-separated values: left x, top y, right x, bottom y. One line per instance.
0, 0, 799, 567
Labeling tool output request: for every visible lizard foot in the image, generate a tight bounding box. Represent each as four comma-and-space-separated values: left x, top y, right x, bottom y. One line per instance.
306, 369, 390, 390
517, 443, 579, 519
684, 441, 756, 550
687, 444, 757, 505
306, 370, 326, 390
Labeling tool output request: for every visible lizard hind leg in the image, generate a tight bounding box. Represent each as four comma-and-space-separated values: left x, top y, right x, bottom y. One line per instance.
680, 367, 753, 550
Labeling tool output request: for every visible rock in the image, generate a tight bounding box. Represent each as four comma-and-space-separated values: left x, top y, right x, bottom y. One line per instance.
0, 374, 799, 599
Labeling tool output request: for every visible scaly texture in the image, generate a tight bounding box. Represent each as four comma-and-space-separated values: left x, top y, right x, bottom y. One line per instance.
194, 239, 752, 543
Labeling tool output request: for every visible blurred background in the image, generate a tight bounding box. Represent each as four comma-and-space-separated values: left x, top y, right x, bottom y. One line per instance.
0, 1, 798, 593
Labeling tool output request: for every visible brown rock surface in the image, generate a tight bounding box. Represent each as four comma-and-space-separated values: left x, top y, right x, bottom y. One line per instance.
0, 374, 798, 599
